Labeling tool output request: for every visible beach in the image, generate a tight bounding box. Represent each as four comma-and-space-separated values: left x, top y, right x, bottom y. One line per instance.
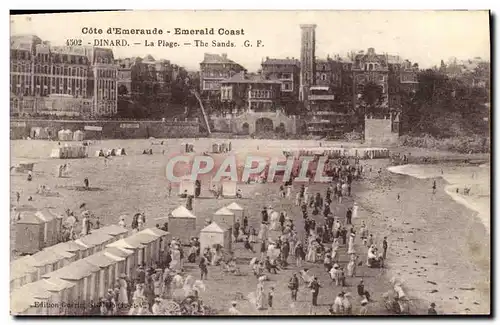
362, 162, 491, 314
10, 139, 490, 315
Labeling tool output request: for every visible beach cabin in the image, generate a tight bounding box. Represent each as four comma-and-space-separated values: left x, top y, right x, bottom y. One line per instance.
104, 247, 134, 280
179, 177, 196, 196
200, 222, 232, 253
221, 180, 237, 198
10, 256, 39, 291
168, 206, 197, 244
35, 208, 62, 248
15, 210, 45, 254
43, 259, 101, 307
30, 249, 68, 279
211, 143, 221, 153
226, 202, 245, 220
74, 232, 115, 257
213, 207, 236, 229
11, 281, 54, 315
125, 232, 160, 267
48, 241, 86, 261
84, 252, 121, 299
93, 224, 129, 241
107, 239, 143, 279
45, 243, 78, 266
73, 130, 85, 141
115, 148, 126, 156
41, 277, 78, 315
140, 228, 170, 263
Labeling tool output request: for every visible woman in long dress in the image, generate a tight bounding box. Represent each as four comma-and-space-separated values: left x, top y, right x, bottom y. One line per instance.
256, 277, 266, 310
118, 275, 129, 305
269, 211, 280, 231
306, 240, 317, 263
347, 232, 356, 255
347, 254, 358, 277
331, 238, 340, 263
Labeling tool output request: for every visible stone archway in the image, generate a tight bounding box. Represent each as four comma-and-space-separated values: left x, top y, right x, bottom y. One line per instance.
276, 122, 286, 134
241, 122, 250, 135
255, 118, 274, 134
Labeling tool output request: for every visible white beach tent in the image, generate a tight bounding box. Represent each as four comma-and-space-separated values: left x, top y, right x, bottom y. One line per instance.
226, 202, 245, 219
179, 177, 196, 196
221, 180, 237, 198
199, 222, 232, 253
168, 206, 197, 244
213, 207, 235, 229
73, 130, 85, 141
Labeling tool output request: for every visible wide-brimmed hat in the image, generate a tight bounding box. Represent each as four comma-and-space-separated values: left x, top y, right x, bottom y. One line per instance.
231, 301, 237, 306
333, 263, 339, 269
361, 298, 368, 305
430, 303, 436, 307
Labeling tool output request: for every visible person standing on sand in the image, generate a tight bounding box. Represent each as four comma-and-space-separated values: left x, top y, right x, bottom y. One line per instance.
358, 298, 369, 315
309, 277, 321, 307
432, 180, 437, 194
346, 208, 352, 225
428, 303, 438, 315
382, 237, 388, 259
288, 274, 299, 301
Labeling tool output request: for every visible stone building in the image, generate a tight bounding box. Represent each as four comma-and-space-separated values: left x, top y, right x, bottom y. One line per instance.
299, 24, 316, 101
261, 57, 301, 112
199, 53, 245, 102
10, 34, 118, 117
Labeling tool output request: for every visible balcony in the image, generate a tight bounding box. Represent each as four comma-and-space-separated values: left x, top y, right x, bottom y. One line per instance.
309, 94, 335, 101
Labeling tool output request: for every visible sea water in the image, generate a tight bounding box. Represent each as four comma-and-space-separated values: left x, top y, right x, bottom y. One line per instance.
388, 163, 490, 233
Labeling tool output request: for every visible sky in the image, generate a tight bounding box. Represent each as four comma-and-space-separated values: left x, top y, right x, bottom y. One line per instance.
10, 10, 490, 72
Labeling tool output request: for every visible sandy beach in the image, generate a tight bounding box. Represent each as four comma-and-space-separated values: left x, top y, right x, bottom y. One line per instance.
357, 160, 490, 314
10, 139, 490, 315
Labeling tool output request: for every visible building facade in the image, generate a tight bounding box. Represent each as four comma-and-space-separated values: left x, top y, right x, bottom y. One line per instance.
199, 53, 245, 101
10, 34, 118, 117
261, 57, 301, 111
299, 24, 316, 102
220, 72, 282, 114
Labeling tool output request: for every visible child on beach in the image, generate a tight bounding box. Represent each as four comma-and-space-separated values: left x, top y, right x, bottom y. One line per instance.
268, 287, 274, 308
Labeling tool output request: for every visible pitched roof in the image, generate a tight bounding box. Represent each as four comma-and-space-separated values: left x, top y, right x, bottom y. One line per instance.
126, 232, 158, 245
17, 211, 43, 224
107, 238, 144, 250
262, 58, 300, 66
43, 259, 99, 281
221, 72, 281, 84
84, 252, 117, 268
140, 227, 169, 238
201, 222, 225, 233
75, 233, 113, 248
201, 53, 239, 65
93, 224, 129, 236
214, 207, 235, 216
30, 249, 65, 267
226, 202, 244, 211
170, 206, 196, 219
104, 247, 133, 259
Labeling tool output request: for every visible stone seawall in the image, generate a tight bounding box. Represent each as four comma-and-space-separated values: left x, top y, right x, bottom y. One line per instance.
10, 119, 201, 140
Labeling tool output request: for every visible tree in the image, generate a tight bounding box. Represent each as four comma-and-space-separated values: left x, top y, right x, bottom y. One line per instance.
359, 82, 385, 117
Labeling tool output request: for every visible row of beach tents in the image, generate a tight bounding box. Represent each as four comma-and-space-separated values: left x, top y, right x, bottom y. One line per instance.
283, 147, 390, 159
28, 128, 85, 141
50, 144, 89, 159
11, 226, 169, 315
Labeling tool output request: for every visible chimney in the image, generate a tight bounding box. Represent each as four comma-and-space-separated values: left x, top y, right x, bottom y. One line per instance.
222, 53, 227, 59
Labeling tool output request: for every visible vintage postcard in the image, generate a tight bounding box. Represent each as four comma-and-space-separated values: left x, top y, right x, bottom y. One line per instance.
9, 10, 490, 316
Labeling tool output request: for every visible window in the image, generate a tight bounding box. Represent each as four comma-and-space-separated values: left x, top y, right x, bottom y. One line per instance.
321, 74, 327, 81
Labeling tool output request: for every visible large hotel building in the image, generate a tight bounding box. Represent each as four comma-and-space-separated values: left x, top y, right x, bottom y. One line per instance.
10, 35, 118, 117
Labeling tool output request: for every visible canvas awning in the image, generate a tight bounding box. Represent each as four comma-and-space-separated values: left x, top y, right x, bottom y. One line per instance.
93, 225, 129, 237
30, 250, 66, 267
226, 202, 244, 211
169, 206, 196, 219
214, 207, 235, 216
140, 227, 168, 238
104, 247, 132, 260
75, 233, 113, 248
42, 259, 99, 281
17, 211, 44, 225
201, 222, 226, 233
107, 238, 144, 250
84, 252, 118, 268
47, 241, 86, 254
